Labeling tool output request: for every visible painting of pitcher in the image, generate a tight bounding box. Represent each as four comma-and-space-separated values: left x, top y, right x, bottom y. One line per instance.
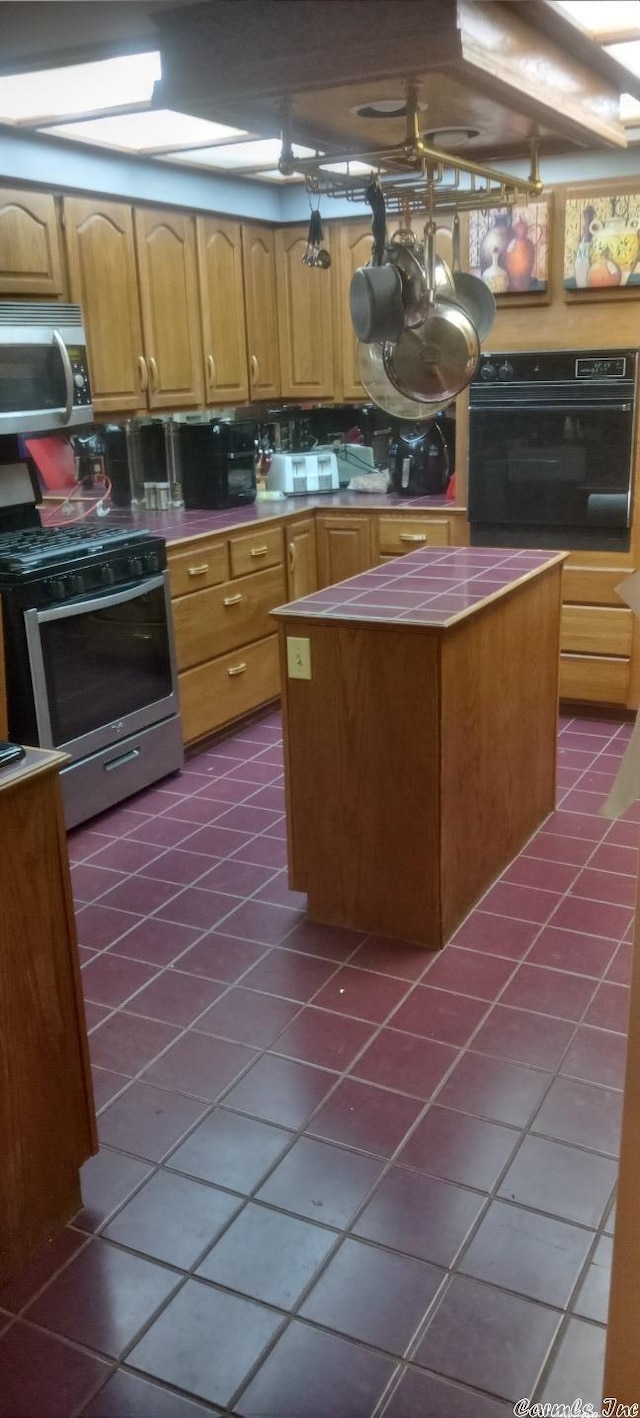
564, 192, 640, 289
468, 198, 550, 295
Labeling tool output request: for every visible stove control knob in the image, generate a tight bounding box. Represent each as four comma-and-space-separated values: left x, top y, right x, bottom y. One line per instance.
128, 556, 144, 578
100, 563, 116, 586
480, 362, 497, 381
67, 573, 84, 597
142, 551, 161, 575
498, 361, 514, 382
48, 577, 67, 601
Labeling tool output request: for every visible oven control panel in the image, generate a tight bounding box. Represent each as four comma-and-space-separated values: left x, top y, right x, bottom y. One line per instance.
576, 356, 627, 379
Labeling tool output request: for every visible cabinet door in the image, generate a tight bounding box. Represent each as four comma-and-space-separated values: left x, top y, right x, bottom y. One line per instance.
316, 514, 372, 588
287, 517, 318, 600
64, 197, 146, 414
0, 187, 63, 295
196, 216, 249, 404
134, 207, 204, 410
241, 224, 281, 399
275, 225, 334, 398
335, 220, 373, 400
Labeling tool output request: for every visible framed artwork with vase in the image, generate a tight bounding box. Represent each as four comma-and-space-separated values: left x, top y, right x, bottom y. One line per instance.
467, 197, 551, 300
564, 191, 640, 291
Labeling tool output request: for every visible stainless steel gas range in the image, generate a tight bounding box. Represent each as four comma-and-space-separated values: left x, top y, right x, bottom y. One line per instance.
0, 491, 183, 828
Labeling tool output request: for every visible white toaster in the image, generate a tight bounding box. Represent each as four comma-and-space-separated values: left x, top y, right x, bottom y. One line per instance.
267, 450, 340, 496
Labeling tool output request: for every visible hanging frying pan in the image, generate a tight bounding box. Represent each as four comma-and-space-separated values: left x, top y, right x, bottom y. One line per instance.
450, 212, 496, 341
383, 223, 479, 405
357, 340, 454, 421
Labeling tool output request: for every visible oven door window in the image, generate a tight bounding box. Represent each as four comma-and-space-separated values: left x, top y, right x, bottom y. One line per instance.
32, 580, 174, 747
468, 403, 633, 528
0, 344, 67, 414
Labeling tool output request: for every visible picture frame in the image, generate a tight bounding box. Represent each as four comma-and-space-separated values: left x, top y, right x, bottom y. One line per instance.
467, 195, 551, 303
564, 188, 640, 295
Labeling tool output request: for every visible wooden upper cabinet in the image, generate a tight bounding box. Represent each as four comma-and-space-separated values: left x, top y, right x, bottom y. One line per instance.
275, 225, 334, 399
134, 207, 204, 410
0, 187, 63, 296
335, 219, 373, 401
196, 216, 249, 404
241, 223, 281, 400
64, 197, 146, 414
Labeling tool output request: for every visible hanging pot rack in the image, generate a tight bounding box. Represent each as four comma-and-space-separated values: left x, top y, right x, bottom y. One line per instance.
278, 84, 543, 217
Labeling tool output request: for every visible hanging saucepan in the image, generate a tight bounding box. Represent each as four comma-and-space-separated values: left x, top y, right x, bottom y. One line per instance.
450, 212, 495, 341
383, 222, 480, 405
351, 192, 455, 344
356, 340, 455, 422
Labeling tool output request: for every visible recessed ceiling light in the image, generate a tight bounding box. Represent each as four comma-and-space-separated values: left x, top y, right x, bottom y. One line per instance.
351, 99, 427, 119
162, 138, 317, 169
422, 126, 480, 147
0, 51, 161, 124
40, 110, 247, 153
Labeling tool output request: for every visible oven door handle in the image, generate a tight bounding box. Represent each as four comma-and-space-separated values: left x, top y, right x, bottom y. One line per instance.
32, 574, 165, 624
52, 329, 74, 425
470, 400, 633, 414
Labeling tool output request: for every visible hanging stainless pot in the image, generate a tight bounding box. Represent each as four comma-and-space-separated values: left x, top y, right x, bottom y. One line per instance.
357, 340, 454, 421
351, 212, 454, 344
450, 212, 496, 341
382, 222, 480, 405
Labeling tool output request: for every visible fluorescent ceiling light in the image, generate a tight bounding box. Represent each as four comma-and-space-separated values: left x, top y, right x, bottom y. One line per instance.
556, 1, 640, 36
0, 50, 161, 124
605, 37, 640, 76
621, 90, 640, 117
252, 169, 304, 182
40, 110, 247, 153
320, 160, 375, 175
164, 138, 318, 169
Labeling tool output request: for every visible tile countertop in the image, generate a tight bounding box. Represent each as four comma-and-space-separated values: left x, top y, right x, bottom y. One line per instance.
39, 490, 464, 546
271, 546, 567, 631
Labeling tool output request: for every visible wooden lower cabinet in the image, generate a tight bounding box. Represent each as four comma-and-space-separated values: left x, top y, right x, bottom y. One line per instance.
376, 515, 452, 556
0, 751, 96, 1284
559, 652, 631, 705
179, 636, 280, 743
315, 513, 372, 588
286, 518, 317, 600
560, 559, 635, 706
173, 566, 286, 672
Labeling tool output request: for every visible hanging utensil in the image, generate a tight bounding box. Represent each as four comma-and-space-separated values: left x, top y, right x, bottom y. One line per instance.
351, 178, 404, 342
383, 222, 479, 405
357, 340, 454, 421
449, 212, 495, 340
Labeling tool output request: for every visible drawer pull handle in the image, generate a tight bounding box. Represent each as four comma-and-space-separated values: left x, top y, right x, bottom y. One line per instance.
399, 533, 427, 543
187, 564, 209, 576
228, 662, 247, 677
250, 545, 269, 557
288, 541, 296, 570
223, 593, 243, 606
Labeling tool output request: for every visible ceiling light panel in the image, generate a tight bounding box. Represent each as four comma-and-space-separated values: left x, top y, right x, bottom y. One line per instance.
163, 138, 318, 169
605, 38, 640, 76
621, 91, 640, 117
556, 1, 640, 36
40, 110, 247, 153
0, 51, 162, 124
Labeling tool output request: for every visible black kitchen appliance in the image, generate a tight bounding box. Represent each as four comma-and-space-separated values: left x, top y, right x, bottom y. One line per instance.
468, 348, 638, 551
389, 417, 451, 496
0, 446, 182, 828
178, 419, 257, 508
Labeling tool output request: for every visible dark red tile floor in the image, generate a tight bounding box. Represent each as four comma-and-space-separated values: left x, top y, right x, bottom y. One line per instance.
0, 709, 632, 1416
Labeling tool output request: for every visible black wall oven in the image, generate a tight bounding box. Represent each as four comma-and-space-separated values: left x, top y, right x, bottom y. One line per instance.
468, 349, 638, 552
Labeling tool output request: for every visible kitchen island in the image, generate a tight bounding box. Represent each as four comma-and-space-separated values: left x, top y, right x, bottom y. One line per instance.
272, 545, 566, 949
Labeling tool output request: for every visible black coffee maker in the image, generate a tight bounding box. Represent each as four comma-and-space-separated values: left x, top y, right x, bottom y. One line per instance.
389, 418, 451, 497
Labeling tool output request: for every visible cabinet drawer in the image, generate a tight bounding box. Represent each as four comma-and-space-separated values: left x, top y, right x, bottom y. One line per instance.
377, 516, 451, 554
229, 525, 283, 577
562, 564, 630, 605
561, 604, 633, 657
173, 566, 287, 671
179, 634, 280, 744
168, 539, 229, 597
560, 653, 630, 705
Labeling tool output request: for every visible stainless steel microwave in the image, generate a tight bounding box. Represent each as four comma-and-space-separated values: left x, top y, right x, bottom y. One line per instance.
0, 302, 93, 434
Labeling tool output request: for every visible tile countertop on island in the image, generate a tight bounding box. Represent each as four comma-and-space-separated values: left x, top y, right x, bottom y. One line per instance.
38, 490, 465, 545
270, 545, 568, 629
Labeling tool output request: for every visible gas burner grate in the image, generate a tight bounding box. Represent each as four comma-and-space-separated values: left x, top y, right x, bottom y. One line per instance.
0, 524, 151, 573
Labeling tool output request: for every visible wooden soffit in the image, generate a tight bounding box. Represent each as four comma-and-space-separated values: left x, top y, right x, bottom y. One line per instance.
152, 0, 629, 160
